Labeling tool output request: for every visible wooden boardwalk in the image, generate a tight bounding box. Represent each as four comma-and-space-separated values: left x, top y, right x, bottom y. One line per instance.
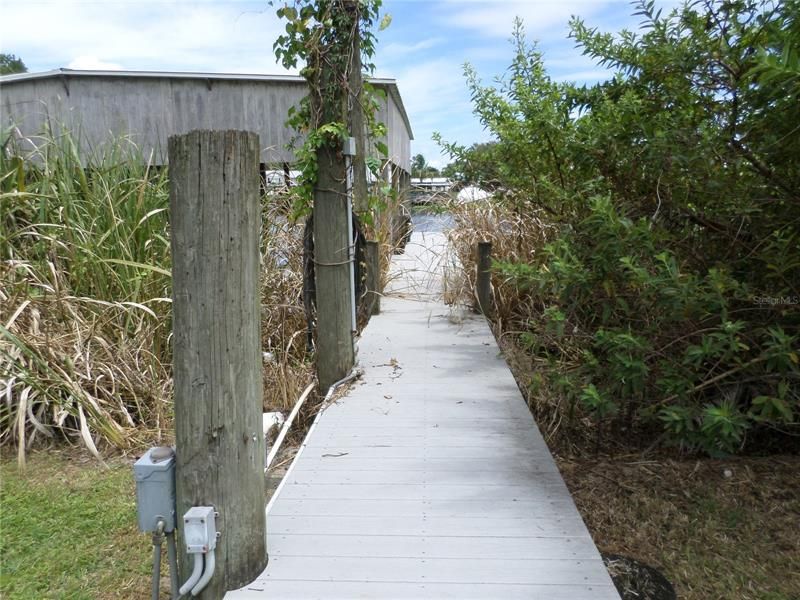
228, 224, 619, 599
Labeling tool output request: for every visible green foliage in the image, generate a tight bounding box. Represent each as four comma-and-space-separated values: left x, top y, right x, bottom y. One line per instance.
411, 153, 440, 178
580, 384, 616, 416
445, 1, 800, 455
286, 120, 350, 220
438, 141, 501, 188
0, 130, 172, 310
0, 53, 27, 75
272, 0, 388, 219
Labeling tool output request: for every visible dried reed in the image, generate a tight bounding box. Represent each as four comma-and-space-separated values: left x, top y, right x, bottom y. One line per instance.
1, 129, 313, 465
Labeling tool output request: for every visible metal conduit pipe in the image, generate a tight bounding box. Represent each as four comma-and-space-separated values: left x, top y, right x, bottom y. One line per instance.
266, 382, 315, 469
323, 367, 362, 405
151, 539, 162, 600
345, 149, 357, 333
151, 519, 165, 600
165, 532, 179, 599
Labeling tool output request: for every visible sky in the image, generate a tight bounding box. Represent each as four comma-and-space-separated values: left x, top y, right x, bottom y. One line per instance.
1, 0, 679, 168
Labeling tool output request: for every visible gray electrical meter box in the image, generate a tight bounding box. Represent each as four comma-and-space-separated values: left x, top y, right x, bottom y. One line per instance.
134, 446, 176, 533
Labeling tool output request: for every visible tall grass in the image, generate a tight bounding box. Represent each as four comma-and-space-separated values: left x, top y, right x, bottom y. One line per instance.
1, 130, 172, 465
1, 128, 312, 465
444, 197, 552, 323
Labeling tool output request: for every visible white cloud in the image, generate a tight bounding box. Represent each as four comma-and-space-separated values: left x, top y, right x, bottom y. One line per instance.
381, 37, 445, 56
442, 0, 620, 39
379, 57, 484, 168
67, 55, 123, 71
0, 0, 289, 74
391, 59, 468, 118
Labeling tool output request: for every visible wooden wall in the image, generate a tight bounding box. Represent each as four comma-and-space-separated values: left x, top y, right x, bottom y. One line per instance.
0, 72, 412, 173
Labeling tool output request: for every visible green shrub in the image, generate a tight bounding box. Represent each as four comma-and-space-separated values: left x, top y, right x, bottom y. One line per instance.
497, 197, 798, 454
443, 0, 800, 454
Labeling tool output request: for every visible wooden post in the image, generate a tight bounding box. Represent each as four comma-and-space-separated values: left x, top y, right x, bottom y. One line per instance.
310, 1, 358, 391
169, 130, 267, 598
282, 161, 292, 188
314, 143, 356, 390
346, 0, 368, 214
365, 240, 381, 316
476, 241, 493, 316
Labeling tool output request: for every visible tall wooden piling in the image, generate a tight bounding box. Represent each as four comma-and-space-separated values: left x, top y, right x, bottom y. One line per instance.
314, 143, 356, 391
476, 241, 493, 316
169, 130, 267, 598
310, 0, 359, 391
346, 0, 368, 214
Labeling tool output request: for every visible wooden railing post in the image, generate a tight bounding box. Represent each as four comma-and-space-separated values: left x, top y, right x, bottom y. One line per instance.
365, 240, 381, 316
169, 130, 267, 598
476, 241, 493, 316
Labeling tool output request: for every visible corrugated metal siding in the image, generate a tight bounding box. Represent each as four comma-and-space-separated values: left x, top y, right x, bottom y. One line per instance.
0, 72, 411, 172
388, 93, 410, 171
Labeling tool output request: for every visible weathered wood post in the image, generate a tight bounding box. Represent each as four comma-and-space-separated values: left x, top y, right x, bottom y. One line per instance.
365, 240, 381, 316
311, 1, 361, 391
346, 0, 368, 214
169, 130, 267, 598
476, 241, 493, 316
314, 142, 356, 391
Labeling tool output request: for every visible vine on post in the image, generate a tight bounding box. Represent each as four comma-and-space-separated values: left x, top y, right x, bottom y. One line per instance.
272, 0, 390, 220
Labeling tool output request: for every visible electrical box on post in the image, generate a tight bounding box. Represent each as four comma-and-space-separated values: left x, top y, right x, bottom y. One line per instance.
133, 446, 176, 533
343, 136, 356, 157
183, 506, 218, 553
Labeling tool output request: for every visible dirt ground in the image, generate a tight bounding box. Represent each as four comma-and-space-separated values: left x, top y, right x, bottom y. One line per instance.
557, 454, 800, 600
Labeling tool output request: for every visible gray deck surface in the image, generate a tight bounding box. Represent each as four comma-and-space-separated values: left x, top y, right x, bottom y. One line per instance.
228, 222, 619, 599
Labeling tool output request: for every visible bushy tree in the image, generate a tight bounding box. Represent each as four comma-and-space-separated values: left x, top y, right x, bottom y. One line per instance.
443, 0, 799, 455
411, 153, 440, 178
439, 142, 502, 189
0, 53, 27, 75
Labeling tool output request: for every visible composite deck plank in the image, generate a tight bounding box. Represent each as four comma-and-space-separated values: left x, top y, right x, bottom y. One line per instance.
254, 556, 613, 585
265, 533, 604, 560
269, 498, 580, 518
268, 515, 593, 537
277, 482, 574, 502
290, 457, 559, 472
231, 581, 619, 600
226, 230, 618, 599
299, 445, 546, 460
285, 468, 566, 487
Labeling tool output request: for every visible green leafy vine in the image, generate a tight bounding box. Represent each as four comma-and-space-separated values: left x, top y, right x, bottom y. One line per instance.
272, 0, 390, 219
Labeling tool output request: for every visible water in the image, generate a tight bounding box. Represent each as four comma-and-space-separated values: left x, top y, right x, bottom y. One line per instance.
411, 211, 454, 233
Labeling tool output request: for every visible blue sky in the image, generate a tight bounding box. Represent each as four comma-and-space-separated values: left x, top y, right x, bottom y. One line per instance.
1, 0, 679, 167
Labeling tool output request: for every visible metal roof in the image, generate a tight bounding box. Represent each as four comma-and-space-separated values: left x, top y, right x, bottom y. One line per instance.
0, 68, 413, 139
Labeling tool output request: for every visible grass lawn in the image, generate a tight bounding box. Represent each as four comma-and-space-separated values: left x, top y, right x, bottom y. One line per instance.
1, 450, 160, 599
